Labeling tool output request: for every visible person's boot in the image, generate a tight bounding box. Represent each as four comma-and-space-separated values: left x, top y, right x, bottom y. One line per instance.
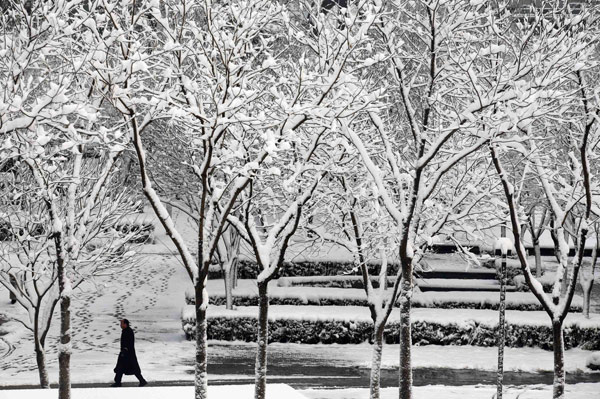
139, 379, 147, 387
110, 383, 122, 387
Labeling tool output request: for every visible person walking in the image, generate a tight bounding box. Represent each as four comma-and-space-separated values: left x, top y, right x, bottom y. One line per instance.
111, 319, 147, 387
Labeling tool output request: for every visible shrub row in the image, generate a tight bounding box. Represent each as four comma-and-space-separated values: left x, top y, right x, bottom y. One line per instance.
0, 221, 13, 241
208, 260, 399, 279
512, 275, 555, 293
209, 259, 509, 282
184, 293, 581, 312
277, 275, 394, 289
182, 316, 599, 350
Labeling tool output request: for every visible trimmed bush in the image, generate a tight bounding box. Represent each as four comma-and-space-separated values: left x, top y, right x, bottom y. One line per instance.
277, 275, 394, 289
182, 315, 600, 350
480, 258, 523, 282
207, 260, 400, 279
513, 274, 555, 293
114, 222, 155, 243
586, 353, 600, 370
184, 292, 581, 312
0, 221, 13, 241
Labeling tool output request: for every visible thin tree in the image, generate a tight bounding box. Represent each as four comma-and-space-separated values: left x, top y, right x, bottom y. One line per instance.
489, 50, 599, 399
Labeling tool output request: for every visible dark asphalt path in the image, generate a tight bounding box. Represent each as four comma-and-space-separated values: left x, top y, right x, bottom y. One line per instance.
3, 367, 600, 391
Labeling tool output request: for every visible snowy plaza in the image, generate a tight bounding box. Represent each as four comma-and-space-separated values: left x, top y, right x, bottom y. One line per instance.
1, 1, 600, 399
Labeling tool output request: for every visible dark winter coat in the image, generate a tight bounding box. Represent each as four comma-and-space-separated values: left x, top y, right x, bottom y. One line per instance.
114, 326, 141, 375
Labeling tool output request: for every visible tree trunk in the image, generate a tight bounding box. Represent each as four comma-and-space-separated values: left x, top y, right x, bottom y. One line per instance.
497, 255, 507, 399
56, 248, 71, 399
552, 321, 565, 399
369, 324, 385, 399
232, 262, 239, 289
581, 233, 598, 318
533, 240, 542, 278
561, 266, 569, 298
195, 283, 208, 399
58, 293, 71, 399
255, 281, 269, 399
399, 274, 412, 399
582, 288, 590, 318
224, 267, 233, 310
580, 272, 593, 318
34, 340, 49, 389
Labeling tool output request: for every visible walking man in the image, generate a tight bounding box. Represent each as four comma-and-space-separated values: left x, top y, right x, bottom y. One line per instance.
111, 319, 147, 387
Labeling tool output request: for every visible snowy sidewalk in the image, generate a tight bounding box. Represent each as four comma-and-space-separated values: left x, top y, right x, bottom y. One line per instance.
2, 384, 600, 399
0, 384, 305, 399
1, 383, 599, 399
302, 384, 600, 399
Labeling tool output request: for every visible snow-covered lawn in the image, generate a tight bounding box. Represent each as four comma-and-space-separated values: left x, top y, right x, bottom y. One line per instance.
301, 383, 600, 399
2, 253, 597, 388
1, 210, 598, 396
0, 384, 305, 399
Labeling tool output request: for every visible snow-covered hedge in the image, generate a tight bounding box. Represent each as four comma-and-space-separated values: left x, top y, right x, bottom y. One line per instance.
181, 308, 599, 349
185, 293, 581, 312
114, 221, 155, 243
0, 221, 13, 241
480, 258, 523, 281
513, 274, 555, 293
208, 260, 399, 279
277, 275, 394, 289
586, 352, 600, 370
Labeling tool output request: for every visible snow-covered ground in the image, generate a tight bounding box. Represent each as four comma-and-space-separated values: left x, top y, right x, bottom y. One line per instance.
1, 209, 598, 397
301, 384, 600, 399
2, 383, 600, 399
0, 384, 305, 399
1, 253, 598, 388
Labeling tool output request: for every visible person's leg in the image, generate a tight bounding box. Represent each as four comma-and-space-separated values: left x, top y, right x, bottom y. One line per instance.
111, 372, 123, 386
135, 372, 147, 386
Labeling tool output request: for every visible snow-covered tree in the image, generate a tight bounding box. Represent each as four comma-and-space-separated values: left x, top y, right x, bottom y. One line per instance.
229, 172, 326, 399
309, 133, 499, 399
337, 1, 532, 397
85, 1, 310, 398
220, 2, 391, 397
0, 2, 138, 397
580, 222, 599, 318
310, 167, 401, 399
0, 153, 141, 389
488, 4, 600, 398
